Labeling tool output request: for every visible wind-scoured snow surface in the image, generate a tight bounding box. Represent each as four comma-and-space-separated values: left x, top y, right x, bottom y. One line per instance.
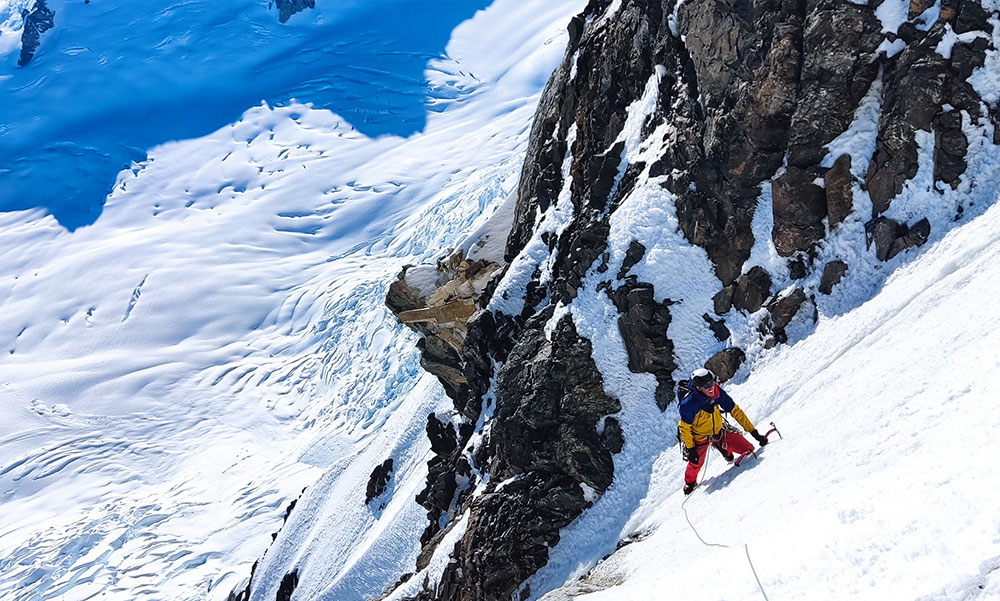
0, 1, 584, 600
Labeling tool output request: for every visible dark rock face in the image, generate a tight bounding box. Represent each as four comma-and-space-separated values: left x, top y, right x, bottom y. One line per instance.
381, 1, 997, 599
227, 562, 258, 601
866, 29, 948, 214
366, 459, 394, 506
668, 0, 806, 284
425, 315, 621, 601
825, 154, 854, 227
274, 0, 315, 23
713, 285, 736, 315
866, 216, 931, 261
819, 261, 849, 295
733, 267, 773, 314
17, 0, 55, 67
426, 414, 458, 457
772, 167, 829, 256
934, 110, 968, 188
611, 283, 676, 410
276, 570, 298, 601
867, 217, 907, 261
703, 313, 731, 342
787, 2, 882, 168
760, 288, 808, 347
705, 348, 746, 383
866, 8, 991, 216
766, 288, 807, 330
414, 414, 462, 546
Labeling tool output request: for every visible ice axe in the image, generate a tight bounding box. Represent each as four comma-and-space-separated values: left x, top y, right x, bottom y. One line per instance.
734, 422, 781, 466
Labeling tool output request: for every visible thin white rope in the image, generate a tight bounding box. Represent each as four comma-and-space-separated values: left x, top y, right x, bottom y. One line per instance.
680, 442, 772, 601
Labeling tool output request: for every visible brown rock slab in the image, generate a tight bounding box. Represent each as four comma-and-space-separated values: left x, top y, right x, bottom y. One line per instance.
825, 154, 854, 226
772, 167, 828, 256
733, 266, 773, 314
705, 348, 746, 383
819, 261, 849, 295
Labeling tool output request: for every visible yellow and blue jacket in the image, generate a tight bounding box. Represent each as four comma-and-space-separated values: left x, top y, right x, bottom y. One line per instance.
678, 385, 755, 449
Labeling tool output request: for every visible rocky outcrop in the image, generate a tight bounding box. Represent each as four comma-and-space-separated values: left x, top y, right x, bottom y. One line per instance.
610, 281, 676, 410
705, 347, 746, 382
825, 154, 854, 227
274, 0, 315, 23
866, 216, 932, 261
366, 459, 394, 506
867, 4, 991, 215
760, 288, 808, 348
17, 0, 55, 67
275, 570, 298, 601
409, 313, 621, 601
733, 267, 773, 314
382, 0, 999, 599
387, 255, 502, 406
819, 261, 849, 295
772, 167, 828, 256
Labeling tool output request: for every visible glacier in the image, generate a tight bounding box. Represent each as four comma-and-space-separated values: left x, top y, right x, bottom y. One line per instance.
0, 1, 586, 599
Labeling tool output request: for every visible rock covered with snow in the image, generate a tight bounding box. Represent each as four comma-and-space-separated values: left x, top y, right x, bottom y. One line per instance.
15, 0, 53, 66
382, 0, 1000, 599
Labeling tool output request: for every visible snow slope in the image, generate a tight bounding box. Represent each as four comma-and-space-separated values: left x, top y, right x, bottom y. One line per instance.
539, 195, 1000, 601
0, 2, 585, 600
4, 1, 999, 601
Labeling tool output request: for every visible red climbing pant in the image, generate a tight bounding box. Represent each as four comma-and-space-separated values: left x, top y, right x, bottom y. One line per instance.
684, 430, 755, 485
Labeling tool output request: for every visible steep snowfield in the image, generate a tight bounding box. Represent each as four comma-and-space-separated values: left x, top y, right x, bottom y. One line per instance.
0, 2, 585, 600
4, 2, 1000, 601
539, 197, 1000, 601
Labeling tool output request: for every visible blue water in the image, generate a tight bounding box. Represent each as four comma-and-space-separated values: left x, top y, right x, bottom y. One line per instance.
0, 0, 491, 230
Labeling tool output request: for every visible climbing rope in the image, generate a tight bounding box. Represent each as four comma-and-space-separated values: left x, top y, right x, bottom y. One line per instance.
680, 442, 772, 601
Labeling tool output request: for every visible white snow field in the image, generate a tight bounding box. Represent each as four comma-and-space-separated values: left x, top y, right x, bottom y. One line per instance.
0, 1, 586, 600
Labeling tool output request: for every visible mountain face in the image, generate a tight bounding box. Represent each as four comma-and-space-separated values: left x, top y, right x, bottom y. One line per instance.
3, 0, 998, 599
383, 0, 1000, 599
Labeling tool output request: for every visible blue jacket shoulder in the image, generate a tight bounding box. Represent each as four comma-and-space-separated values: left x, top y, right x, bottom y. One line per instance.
679, 387, 735, 423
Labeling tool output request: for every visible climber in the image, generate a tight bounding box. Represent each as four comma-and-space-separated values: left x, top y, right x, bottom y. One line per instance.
679, 368, 769, 495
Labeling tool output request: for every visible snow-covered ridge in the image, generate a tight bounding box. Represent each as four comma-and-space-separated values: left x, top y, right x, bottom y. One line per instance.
367, 0, 1000, 599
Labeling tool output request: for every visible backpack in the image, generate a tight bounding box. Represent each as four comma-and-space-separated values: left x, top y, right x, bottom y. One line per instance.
676, 379, 691, 403
675, 379, 691, 445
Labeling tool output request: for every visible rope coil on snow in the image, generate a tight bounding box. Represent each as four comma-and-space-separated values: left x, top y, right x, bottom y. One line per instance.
680, 443, 772, 601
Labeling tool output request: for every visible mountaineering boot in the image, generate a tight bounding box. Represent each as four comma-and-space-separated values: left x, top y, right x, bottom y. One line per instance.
683, 482, 697, 495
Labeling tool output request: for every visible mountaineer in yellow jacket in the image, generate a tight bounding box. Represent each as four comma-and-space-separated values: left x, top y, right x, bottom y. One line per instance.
679, 368, 768, 495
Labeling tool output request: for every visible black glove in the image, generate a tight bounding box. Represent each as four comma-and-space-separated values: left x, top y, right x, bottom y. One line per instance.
685, 446, 700, 464
750, 429, 768, 447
